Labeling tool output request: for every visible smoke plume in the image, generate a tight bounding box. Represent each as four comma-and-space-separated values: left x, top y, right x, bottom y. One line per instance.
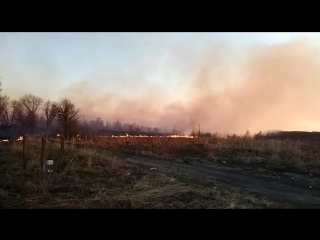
21, 36, 320, 134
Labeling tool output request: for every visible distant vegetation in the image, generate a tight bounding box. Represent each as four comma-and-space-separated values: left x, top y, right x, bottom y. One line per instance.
0, 81, 170, 139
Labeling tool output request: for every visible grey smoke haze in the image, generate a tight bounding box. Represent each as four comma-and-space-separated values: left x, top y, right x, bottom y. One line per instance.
2, 33, 320, 134
60, 37, 320, 134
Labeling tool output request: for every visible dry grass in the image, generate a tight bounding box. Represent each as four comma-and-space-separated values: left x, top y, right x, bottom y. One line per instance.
71, 135, 320, 175
209, 137, 320, 173
0, 139, 292, 209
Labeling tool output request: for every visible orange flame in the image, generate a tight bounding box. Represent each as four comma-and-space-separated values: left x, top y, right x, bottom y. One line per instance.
1, 136, 23, 143
16, 136, 23, 141
106, 134, 195, 138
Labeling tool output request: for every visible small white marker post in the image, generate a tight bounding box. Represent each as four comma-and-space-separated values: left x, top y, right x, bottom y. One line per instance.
46, 160, 54, 173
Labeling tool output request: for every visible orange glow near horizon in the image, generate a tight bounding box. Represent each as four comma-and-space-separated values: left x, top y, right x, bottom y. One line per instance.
104, 134, 196, 138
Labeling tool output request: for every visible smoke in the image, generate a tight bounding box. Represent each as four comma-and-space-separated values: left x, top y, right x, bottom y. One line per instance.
39, 37, 320, 134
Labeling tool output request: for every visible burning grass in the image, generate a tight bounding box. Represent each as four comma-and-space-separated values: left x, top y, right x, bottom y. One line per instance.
0, 139, 292, 209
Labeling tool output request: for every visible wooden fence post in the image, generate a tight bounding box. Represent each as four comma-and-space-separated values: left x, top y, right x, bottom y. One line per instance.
41, 137, 47, 172
61, 136, 65, 154
23, 134, 27, 170
71, 137, 75, 148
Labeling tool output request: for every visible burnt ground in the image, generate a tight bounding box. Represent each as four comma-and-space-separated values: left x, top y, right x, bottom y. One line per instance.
107, 151, 320, 208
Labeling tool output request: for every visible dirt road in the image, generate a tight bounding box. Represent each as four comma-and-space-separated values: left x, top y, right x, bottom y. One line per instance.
111, 152, 320, 208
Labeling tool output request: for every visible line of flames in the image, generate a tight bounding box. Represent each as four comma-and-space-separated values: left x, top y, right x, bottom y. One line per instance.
56, 133, 196, 138
1, 134, 196, 143
108, 134, 196, 138
0, 136, 23, 143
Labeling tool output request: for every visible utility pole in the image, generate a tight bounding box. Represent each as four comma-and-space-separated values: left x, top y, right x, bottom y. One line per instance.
198, 123, 201, 137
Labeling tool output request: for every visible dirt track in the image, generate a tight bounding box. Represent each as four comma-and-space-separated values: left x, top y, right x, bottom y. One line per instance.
111, 152, 320, 208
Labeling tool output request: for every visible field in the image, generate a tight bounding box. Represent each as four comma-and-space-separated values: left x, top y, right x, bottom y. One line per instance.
1, 133, 320, 208
79, 134, 320, 175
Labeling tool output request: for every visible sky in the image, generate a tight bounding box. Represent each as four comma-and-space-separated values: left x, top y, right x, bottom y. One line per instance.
1, 32, 320, 134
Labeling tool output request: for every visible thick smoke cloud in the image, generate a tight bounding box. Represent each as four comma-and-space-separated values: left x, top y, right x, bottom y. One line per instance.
46, 37, 320, 134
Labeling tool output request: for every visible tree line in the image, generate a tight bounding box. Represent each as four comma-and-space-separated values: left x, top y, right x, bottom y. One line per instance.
0, 81, 166, 139
0, 90, 80, 139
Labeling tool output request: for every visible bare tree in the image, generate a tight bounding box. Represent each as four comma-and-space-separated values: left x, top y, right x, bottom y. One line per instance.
57, 98, 80, 140
19, 94, 43, 134
0, 81, 19, 128
0, 98, 19, 127
42, 100, 58, 135
15, 101, 28, 132
0, 94, 9, 122
38, 115, 46, 128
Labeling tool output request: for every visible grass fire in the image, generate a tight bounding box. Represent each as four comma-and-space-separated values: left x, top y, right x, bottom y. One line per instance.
1, 32, 320, 209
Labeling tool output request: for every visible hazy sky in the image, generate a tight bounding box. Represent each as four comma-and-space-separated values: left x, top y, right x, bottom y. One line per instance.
1, 32, 320, 134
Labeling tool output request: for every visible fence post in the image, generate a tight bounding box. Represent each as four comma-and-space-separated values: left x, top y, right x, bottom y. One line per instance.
71, 137, 74, 148
41, 137, 47, 172
61, 136, 65, 154
23, 134, 27, 170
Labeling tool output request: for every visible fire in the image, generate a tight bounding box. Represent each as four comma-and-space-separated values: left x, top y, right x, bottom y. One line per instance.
167, 135, 194, 138
0, 136, 23, 143
107, 134, 195, 138
16, 136, 23, 141
57, 134, 61, 137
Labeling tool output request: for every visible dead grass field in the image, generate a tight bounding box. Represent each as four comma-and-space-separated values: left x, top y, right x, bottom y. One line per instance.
0, 138, 293, 209
76, 135, 320, 176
